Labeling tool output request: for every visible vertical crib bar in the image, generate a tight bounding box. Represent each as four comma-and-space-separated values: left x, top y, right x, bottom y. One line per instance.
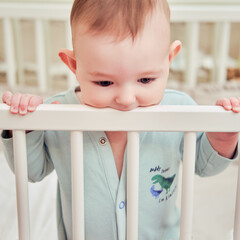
234, 158, 240, 239
185, 22, 199, 88
65, 20, 76, 88
13, 19, 25, 86
35, 19, 47, 92
180, 132, 196, 240
212, 22, 231, 85
71, 131, 84, 240
13, 130, 30, 240
127, 132, 139, 240
3, 18, 16, 88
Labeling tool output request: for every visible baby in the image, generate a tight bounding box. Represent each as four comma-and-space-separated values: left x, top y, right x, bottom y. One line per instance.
1, 0, 240, 239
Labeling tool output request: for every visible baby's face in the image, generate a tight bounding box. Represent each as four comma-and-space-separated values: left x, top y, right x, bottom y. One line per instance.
73, 10, 174, 111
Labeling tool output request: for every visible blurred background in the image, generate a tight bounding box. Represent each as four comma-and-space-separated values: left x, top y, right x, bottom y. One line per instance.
0, 0, 239, 103
0, 0, 240, 239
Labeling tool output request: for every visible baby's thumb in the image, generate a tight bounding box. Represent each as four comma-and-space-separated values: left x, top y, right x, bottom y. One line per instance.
51, 101, 61, 104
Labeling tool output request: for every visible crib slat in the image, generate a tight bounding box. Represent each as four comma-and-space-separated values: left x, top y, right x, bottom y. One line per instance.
127, 132, 139, 240
234, 157, 240, 240
13, 130, 30, 240
35, 19, 47, 92
65, 20, 76, 88
71, 131, 85, 240
3, 18, 16, 89
185, 22, 199, 87
13, 19, 25, 86
212, 22, 231, 85
180, 132, 196, 240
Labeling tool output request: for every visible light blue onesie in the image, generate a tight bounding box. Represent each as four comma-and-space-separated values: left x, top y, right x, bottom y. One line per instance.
1, 87, 237, 240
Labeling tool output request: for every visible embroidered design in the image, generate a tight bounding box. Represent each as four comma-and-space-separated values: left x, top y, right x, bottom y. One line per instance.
150, 185, 163, 199
151, 174, 176, 194
149, 165, 177, 202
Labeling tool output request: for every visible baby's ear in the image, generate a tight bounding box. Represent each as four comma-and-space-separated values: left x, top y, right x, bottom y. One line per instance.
169, 40, 182, 64
58, 49, 77, 74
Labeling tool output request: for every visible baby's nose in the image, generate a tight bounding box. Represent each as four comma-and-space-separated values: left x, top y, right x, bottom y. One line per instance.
115, 91, 136, 106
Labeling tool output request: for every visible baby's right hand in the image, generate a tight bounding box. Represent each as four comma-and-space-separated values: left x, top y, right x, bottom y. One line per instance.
2, 91, 43, 115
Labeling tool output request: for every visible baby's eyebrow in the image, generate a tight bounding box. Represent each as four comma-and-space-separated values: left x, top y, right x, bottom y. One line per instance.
88, 71, 114, 78
88, 69, 162, 79
138, 70, 162, 76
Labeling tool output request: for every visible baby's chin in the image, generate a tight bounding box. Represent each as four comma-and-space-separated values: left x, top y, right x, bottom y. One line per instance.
83, 102, 158, 111
114, 107, 136, 111
112, 104, 155, 111
82, 102, 136, 111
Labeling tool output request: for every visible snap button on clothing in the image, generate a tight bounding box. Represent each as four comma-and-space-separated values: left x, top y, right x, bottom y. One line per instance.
99, 137, 107, 145
119, 201, 125, 209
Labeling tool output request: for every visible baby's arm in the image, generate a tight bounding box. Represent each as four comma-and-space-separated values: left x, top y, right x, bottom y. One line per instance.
206, 97, 240, 159
1, 91, 58, 181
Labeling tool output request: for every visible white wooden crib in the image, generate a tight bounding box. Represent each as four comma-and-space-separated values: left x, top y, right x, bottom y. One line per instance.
0, 0, 240, 92
0, 103, 240, 240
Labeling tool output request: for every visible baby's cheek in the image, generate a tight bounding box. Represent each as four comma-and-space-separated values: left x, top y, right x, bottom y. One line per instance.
83, 95, 110, 108
140, 92, 163, 106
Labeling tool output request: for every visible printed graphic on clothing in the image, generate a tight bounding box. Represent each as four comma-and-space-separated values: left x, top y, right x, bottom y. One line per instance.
150, 165, 176, 203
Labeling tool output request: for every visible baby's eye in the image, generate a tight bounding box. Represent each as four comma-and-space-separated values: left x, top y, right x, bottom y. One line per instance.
94, 81, 113, 87
138, 78, 155, 84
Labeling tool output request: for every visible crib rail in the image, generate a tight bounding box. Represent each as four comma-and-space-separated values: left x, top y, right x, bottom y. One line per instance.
0, 2, 240, 91
1, 104, 240, 132
0, 104, 240, 240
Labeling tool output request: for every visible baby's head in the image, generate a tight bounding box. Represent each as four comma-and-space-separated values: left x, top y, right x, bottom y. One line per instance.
70, 0, 170, 44
59, 0, 181, 111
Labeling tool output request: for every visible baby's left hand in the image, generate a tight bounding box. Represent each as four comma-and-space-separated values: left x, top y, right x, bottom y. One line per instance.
216, 97, 240, 113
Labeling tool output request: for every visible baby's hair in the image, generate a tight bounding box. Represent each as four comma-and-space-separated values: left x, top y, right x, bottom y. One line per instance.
70, 0, 170, 42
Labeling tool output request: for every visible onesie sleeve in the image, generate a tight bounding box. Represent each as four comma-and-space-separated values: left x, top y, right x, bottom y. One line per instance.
1, 87, 79, 182
0, 87, 78, 182
1, 130, 54, 182
194, 132, 239, 177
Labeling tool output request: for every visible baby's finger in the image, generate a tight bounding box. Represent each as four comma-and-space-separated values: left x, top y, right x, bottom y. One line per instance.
19, 94, 33, 115
229, 97, 240, 113
216, 98, 232, 111
10, 93, 22, 114
28, 96, 43, 112
2, 91, 13, 105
